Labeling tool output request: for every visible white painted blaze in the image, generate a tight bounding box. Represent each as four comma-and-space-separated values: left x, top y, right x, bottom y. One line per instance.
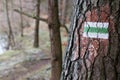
83, 22, 109, 39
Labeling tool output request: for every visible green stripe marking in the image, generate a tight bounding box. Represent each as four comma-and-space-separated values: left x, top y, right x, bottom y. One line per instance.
83, 27, 108, 34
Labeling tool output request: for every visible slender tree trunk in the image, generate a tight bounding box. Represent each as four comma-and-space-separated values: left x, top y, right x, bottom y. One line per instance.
34, 0, 40, 48
61, 0, 120, 80
48, 0, 62, 80
5, 0, 15, 49
19, 0, 24, 37
61, 0, 67, 25
10, 0, 14, 22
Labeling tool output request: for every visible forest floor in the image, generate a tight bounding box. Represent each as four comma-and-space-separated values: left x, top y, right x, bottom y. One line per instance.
0, 49, 51, 80
0, 21, 69, 80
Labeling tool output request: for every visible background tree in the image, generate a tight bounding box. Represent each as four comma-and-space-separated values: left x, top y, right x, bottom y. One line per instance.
19, 0, 24, 37
60, 0, 67, 25
34, 0, 40, 48
61, 0, 120, 80
48, 0, 62, 80
5, 0, 15, 49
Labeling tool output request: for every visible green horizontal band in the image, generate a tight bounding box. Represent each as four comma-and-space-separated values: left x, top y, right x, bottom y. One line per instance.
83, 27, 108, 33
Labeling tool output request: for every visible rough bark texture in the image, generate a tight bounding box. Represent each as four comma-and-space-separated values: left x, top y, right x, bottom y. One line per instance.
61, 0, 120, 80
48, 0, 62, 80
34, 0, 40, 48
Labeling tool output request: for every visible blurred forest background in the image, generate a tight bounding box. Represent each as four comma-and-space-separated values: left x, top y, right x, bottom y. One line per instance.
0, 0, 73, 80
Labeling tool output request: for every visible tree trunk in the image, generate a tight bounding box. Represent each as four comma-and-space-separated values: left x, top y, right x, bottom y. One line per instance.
61, 0, 120, 80
34, 0, 40, 48
5, 0, 15, 49
61, 0, 67, 25
19, 0, 24, 37
48, 0, 62, 80
10, 0, 14, 22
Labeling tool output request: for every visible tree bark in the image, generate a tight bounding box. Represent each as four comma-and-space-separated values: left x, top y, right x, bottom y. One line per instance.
61, 0, 120, 80
48, 0, 62, 80
34, 0, 40, 48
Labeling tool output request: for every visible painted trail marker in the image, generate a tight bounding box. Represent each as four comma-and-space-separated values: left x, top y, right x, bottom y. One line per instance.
83, 22, 109, 39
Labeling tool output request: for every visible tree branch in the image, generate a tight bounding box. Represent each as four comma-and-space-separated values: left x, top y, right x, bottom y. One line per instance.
61, 24, 69, 33
14, 9, 48, 23
14, 9, 69, 33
